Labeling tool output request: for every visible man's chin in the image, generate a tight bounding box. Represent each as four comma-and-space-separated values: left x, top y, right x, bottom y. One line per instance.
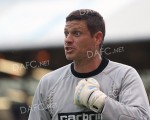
66, 56, 74, 61
65, 54, 75, 61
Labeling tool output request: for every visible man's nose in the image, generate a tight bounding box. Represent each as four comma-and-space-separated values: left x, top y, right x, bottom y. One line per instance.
65, 33, 74, 44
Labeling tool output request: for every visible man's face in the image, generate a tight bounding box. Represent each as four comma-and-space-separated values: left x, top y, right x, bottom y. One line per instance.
64, 20, 97, 61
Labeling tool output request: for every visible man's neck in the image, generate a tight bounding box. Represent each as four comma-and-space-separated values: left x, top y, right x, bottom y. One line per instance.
73, 55, 102, 73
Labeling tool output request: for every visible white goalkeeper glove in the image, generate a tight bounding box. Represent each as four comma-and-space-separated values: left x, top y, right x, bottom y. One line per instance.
74, 78, 107, 112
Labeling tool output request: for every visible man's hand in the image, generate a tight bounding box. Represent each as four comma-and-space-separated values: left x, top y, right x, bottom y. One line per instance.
74, 78, 107, 112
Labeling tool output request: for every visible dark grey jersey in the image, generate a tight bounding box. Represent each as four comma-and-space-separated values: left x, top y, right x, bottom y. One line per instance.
28, 58, 150, 120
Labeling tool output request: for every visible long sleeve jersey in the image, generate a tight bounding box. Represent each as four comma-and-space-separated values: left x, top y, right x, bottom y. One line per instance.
28, 57, 150, 120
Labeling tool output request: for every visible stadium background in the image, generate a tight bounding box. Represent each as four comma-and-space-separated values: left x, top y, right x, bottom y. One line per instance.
0, 0, 150, 120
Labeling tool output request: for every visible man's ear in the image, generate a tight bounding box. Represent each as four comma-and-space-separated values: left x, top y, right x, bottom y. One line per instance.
94, 31, 103, 46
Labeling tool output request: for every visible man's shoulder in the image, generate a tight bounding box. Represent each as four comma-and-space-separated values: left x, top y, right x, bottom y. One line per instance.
103, 59, 139, 83
39, 63, 71, 86
107, 59, 133, 70
43, 63, 71, 79
104, 59, 135, 77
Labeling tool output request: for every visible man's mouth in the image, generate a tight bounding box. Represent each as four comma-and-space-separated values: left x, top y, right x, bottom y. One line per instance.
65, 47, 74, 53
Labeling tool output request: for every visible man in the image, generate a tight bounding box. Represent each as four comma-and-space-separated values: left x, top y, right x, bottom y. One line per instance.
28, 9, 150, 120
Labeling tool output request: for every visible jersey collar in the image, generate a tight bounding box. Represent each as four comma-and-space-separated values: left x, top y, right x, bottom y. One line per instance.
71, 57, 109, 78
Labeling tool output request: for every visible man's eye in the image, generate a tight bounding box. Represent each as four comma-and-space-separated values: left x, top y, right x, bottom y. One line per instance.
64, 31, 69, 37
74, 31, 81, 36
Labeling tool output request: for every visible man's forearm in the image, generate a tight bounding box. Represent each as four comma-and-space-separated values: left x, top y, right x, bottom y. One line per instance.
102, 97, 150, 120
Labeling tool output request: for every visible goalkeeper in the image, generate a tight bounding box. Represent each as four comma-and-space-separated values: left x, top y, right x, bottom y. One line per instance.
28, 9, 150, 120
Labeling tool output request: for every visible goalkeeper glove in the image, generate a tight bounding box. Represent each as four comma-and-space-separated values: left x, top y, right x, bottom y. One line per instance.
74, 78, 107, 112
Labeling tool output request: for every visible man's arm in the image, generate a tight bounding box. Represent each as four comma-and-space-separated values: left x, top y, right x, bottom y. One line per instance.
74, 68, 150, 120
102, 68, 150, 120
28, 79, 52, 120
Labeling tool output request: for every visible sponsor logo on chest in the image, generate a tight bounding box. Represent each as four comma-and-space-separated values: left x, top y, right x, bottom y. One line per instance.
58, 111, 101, 120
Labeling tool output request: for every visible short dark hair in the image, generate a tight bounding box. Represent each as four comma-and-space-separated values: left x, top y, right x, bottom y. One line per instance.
66, 9, 105, 44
